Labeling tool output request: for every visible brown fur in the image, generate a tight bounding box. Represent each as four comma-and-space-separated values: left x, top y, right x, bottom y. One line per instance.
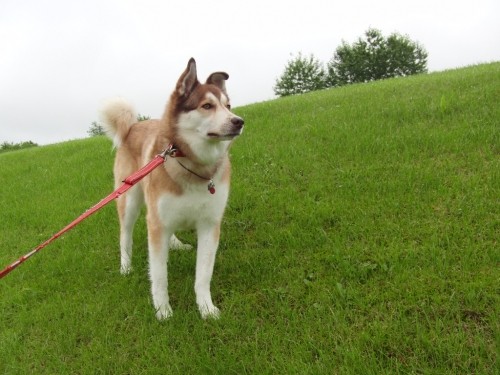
101, 58, 244, 319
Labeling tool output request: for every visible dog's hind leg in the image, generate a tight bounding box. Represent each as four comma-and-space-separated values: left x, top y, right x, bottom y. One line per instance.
117, 184, 144, 275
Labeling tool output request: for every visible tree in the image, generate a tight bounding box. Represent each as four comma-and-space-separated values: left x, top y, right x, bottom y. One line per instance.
88, 114, 150, 138
0, 141, 38, 153
137, 114, 151, 122
274, 53, 327, 97
87, 121, 105, 137
327, 28, 428, 87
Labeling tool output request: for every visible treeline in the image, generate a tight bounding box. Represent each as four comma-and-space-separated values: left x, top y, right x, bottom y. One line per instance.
0, 141, 38, 154
274, 28, 428, 97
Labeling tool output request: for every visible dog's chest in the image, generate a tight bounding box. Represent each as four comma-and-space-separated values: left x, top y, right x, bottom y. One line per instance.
156, 184, 229, 230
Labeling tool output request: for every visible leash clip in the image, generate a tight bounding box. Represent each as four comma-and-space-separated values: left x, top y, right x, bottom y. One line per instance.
159, 144, 179, 159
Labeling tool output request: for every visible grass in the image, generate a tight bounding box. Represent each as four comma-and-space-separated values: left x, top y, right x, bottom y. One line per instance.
1, 62, 499, 374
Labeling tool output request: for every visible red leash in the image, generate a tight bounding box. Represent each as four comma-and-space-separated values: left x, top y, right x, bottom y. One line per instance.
0, 145, 179, 279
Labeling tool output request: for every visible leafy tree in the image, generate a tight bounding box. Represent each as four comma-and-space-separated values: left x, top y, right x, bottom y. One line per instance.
327, 28, 428, 87
88, 114, 150, 138
88, 121, 105, 137
274, 53, 327, 97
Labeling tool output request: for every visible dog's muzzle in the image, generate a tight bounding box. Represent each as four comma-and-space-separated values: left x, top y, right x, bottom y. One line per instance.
208, 116, 245, 140
230, 116, 245, 134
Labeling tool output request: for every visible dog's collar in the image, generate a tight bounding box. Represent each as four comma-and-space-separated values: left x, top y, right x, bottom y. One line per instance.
175, 160, 216, 194
159, 144, 216, 194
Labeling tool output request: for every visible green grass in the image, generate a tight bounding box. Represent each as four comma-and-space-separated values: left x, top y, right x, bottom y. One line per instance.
1, 63, 499, 374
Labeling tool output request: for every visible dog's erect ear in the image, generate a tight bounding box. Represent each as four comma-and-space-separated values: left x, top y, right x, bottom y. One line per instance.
176, 58, 199, 98
206, 72, 229, 96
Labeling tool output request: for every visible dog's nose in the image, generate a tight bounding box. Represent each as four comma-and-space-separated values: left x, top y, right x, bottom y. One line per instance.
231, 117, 244, 129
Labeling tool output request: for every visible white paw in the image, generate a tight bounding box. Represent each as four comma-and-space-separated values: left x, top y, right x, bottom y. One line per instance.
120, 264, 132, 275
199, 304, 220, 320
176, 243, 193, 251
155, 304, 173, 320
169, 236, 193, 251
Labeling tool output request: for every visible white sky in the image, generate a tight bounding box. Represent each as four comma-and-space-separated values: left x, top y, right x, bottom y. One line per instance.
1, 0, 499, 145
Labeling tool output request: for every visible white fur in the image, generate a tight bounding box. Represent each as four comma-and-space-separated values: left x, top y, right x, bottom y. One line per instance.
103, 59, 243, 320
119, 185, 144, 274
99, 97, 137, 148
151, 181, 229, 319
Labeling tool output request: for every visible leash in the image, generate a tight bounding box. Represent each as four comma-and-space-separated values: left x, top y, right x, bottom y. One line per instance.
0, 144, 180, 279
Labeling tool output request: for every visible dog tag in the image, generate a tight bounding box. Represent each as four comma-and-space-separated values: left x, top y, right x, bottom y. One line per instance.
208, 180, 216, 194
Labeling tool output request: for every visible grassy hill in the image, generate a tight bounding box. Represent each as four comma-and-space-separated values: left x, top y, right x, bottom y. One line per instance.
1, 62, 498, 374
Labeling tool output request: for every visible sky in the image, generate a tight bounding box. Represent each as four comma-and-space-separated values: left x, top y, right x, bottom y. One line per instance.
1, 0, 499, 145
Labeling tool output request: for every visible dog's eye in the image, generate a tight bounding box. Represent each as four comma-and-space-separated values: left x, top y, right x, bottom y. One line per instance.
202, 103, 212, 110
226, 104, 231, 110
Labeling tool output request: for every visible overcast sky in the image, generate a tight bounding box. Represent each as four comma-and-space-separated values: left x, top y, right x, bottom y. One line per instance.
1, 0, 499, 145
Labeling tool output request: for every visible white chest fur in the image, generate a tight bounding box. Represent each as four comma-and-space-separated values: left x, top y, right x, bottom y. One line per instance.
157, 182, 229, 231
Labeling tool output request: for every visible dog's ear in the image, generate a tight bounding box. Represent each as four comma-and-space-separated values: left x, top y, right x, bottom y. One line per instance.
206, 72, 229, 96
176, 58, 199, 98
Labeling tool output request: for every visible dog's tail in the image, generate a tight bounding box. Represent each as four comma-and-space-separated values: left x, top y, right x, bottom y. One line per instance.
100, 98, 137, 148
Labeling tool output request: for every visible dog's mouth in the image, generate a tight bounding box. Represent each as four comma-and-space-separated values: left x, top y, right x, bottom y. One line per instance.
207, 131, 242, 140
207, 117, 244, 140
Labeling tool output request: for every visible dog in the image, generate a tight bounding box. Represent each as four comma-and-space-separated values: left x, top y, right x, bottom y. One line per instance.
100, 58, 244, 319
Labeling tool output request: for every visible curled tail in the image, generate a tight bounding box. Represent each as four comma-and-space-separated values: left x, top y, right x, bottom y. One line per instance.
100, 98, 137, 148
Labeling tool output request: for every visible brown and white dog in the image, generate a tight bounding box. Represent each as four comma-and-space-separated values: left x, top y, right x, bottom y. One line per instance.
101, 58, 244, 319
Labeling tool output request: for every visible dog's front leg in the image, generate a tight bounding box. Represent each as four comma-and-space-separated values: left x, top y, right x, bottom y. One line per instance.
148, 219, 173, 320
195, 223, 221, 319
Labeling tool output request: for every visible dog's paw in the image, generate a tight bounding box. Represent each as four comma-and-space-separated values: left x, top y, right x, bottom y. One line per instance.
120, 264, 132, 275
155, 304, 173, 320
176, 243, 193, 251
169, 237, 193, 251
199, 304, 220, 320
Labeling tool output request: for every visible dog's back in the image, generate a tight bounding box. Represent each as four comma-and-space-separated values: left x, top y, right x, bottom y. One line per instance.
101, 99, 166, 186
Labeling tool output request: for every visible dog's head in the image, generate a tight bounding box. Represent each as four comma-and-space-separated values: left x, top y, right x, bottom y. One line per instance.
168, 58, 244, 144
